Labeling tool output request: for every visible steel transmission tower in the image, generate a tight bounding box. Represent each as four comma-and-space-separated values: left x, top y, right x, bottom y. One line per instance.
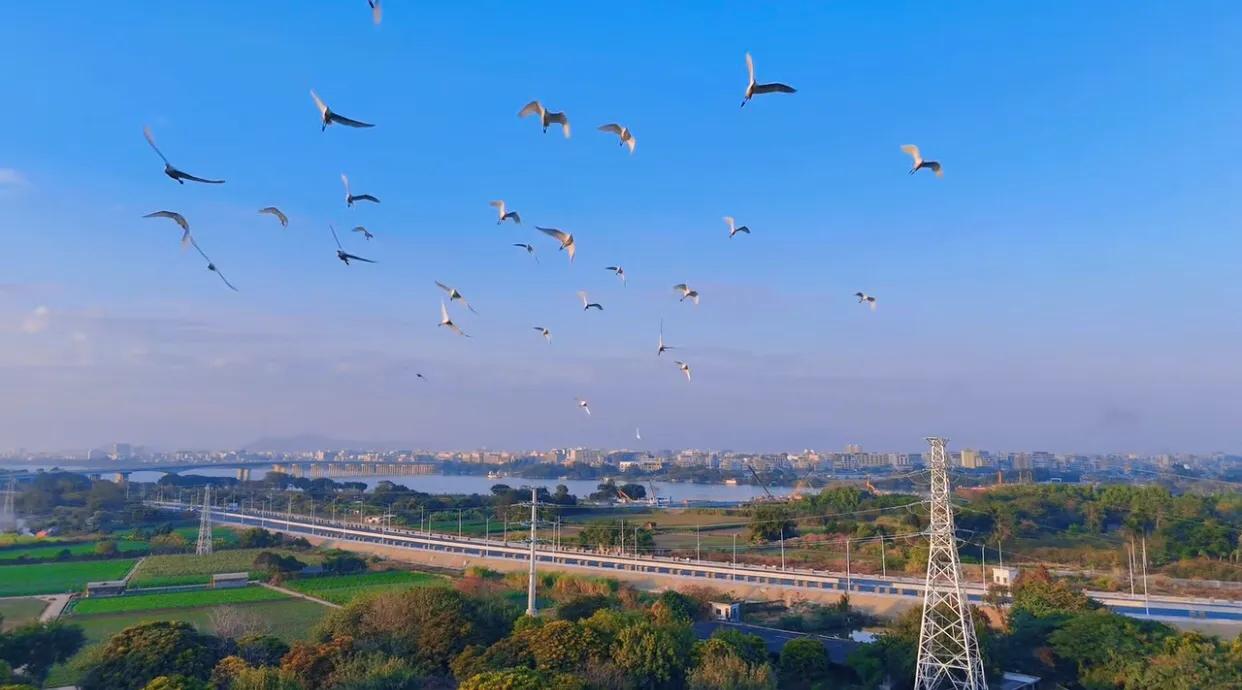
196, 485, 214, 556
914, 437, 987, 690
0, 476, 16, 532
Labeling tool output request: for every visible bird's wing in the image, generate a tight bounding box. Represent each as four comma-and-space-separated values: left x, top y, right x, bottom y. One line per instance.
329, 224, 343, 250
577, 290, 589, 305
901, 144, 921, 164
533, 326, 545, 332
722, 216, 735, 230
673, 283, 687, 292
753, 83, 796, 94
215, 269, 239, 292
370, 0, 382, 25
435, 281, 453, 295
340, 173, 351, 196
745, 52, 755, 83
346, 254, 376, 263
598, 123, 624, 136
489, 200, 504, 213
178, 171, 225, 184
605, 266, 619, 272
143, 210, 189, 231
143, 126, 170, 166
188, 236, 212, 264
351, 226, 368, 235
509, 212, 521, 224
547, 112, 570, 137
330, 112, 375, 128
310, 90, 329, 117
737, 226, 750, 233
537, 227, 569, 243
624, 137, 636, 153
440, 300, 450, 322
926, 161, 943, 176
518, 101, 542, 118
353, 194, 380, 204
565, 242, 576, 262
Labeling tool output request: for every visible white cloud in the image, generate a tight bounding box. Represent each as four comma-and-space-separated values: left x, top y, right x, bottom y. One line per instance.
0, 168, 25, 187
20, 305, 50, 334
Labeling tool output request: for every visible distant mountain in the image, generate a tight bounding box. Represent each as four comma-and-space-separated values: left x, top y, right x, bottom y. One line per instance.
241, 434, 413, 453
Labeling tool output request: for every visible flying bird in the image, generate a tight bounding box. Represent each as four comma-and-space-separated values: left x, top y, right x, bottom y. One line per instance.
416, 373, 426, 381
143, 211, 192, 249
258, 207, 288, 228
901, 145, 943, 177
741, 52, 797, 107
143, 127, 224, 184
188, 238, 238, 292
605, 265, 626, 285
657, 319, 676, 356
537, 227, 576, 263
351, 226, 374, 240
342, 174, 381, 206
330, 225, 376, 265
855, 292, 877, 311
310, 90, 375, 131
723, 216, 751, 238
512, 243, 539, 262
636, 427, 642, 441
597, 124, 636, 153
576, 398, 592, 416
368, 0, 382, 25
436, 281, 479, 314
489, 200, 521, 225
673, 283, 700, 305
533, 326, 551, 343
578, 291, 603, 311
438, 301, 469, 337
518, 100, 571, 138
674, 360, 692, 383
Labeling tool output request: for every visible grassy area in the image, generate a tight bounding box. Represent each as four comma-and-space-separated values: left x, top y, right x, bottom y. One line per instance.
130, 549, 322, 587
0, 597, 48, 630
71, 586, 286, 615
0, 539, 149, 563
0, 559, 137, 596
170, 526, 241, 545
44, 598, 329, 688
285, 570, 445, 605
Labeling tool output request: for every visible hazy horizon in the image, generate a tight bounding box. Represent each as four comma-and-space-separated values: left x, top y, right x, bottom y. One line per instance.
3, 2, 1240, 454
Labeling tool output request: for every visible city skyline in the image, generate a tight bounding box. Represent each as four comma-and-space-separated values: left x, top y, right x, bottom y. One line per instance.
3, 2, 1242, 453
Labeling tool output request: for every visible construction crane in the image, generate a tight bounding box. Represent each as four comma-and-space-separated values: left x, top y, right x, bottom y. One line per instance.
746, 463, 777, 501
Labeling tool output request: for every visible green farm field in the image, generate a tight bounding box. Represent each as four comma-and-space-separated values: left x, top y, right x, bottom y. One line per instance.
285, 570, 445, 605
71, 585, 285, 615
129, 548, 323, 587
0, 539, 149, 563
0, 559, 137, 596
0, 597, 48, 629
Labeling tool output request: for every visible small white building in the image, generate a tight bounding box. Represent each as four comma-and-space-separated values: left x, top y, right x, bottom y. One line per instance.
211, 572, 250, 589
85, 580, 127, 597
992, 566, 1021, 588
709, 601, 741, 622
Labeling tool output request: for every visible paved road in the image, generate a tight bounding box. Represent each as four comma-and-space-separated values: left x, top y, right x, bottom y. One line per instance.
259, 582, 342, 609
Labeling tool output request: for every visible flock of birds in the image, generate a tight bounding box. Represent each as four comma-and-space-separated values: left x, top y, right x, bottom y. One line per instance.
137, 3, 945, 421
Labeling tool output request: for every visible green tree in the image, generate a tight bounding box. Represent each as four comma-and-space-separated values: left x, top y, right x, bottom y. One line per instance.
687, 651, 775, 690
235, 635, 290, 668
461, 668, 585, 690
1010, 567, 1095, 618
747, 504, 796, 542
80, 621, 223, 690
228, 666, 304, 690
330, 654, 424, 690
652, 590, 701, 623
612, 621, 694, 689
142, 675, 210, 690
95, 540, 119, 557
526, 620, 605, 673
557, 594, 613, 622
778, 638, 829, 689
707, 629, 769, 666
0, 620, 86, 682
1122, 633, 1242, 690
280, 636, 353, 690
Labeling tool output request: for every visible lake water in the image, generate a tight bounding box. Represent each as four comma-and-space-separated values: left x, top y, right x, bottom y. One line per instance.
113, 467, 773, 505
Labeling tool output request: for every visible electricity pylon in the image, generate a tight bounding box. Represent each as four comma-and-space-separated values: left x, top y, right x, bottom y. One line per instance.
196, 485, 214, 556
914, 437, 987, 690
0, 477, 15, 532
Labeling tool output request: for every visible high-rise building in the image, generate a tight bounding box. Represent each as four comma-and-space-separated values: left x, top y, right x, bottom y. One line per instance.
109, 443, 132, 461
844, 443, 863, 454
960, 449, 988, 469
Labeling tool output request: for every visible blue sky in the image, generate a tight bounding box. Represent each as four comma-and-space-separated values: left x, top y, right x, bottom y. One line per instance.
2, 2, 1241, 453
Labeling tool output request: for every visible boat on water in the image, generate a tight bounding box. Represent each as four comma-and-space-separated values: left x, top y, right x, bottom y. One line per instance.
723, 478, 739, 486
486, 471, 505, 480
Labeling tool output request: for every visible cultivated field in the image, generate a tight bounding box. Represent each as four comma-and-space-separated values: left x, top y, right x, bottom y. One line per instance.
129, 548, 323, 587
0, 539, 149, 563
0, 597, 49, 629
0, 559, 138, 596
71, 585, 286, 615
285, 570, 445, 605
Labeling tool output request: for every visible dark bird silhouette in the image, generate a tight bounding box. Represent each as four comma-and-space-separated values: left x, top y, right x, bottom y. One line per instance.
258, 207, 288, 227
658, 319, 676, 356
436, 281, 479, 314
518, 100, 571, 137
351, 226, 374, 240
188, 238, 238, 291
598, 123, 636, 153
342, 174, 380, 207
741, 52, 797, 107
855, 292, 878, 311
143, 127, 224, 184
513, 243, 539, 263
330, 225, 376, 265
604, 265, 626, 285
723, 216, 751, 238
311, 90, 375, 131
490, 200, 521, 224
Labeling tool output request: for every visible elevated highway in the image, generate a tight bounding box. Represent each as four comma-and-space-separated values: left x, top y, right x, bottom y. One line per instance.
149, 501, 1242, 625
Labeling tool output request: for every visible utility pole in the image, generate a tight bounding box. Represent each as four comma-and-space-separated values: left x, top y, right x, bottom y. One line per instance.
780, 527, 786, 571
458, 509, 463, 539
526, 488, 537, 617
913, 437, 986, 690
1127, 540, 1136, 596
485, 515, 490, 542
980, 544, 986, 586
696, 524, 701, 562
1141, 533, 1150, 616
846, 537, 851, 592
732, 533, 738, 581
881, 535, 888, 578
